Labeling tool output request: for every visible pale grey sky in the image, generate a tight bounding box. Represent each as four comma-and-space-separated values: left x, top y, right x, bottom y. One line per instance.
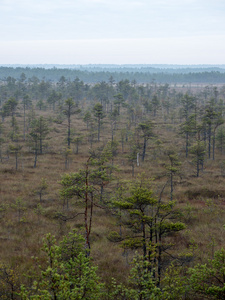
0, 0, 225, 64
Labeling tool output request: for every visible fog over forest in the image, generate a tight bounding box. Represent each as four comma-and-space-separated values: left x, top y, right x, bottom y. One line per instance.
1, 64, 225, 84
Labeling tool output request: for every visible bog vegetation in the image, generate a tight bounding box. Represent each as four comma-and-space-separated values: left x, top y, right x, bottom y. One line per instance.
1, 69, 225, 299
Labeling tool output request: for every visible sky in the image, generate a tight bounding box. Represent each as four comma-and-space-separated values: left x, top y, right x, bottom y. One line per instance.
0, 0, 225, 65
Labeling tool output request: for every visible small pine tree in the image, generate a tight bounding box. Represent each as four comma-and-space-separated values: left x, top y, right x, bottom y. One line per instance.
19, 231, 104, 299
34, 178, 48, 203
190, 141, 206, 177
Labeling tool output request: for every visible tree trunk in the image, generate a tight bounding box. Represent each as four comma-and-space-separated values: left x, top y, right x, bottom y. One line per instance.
132, 164, 134, 177
142, 220, 147, 258
142, 138, 147, 161
111, 124, 114, 142
97, 118, 100, 141
197, 157, 199, 177
68, 114, 71, 147
34, 147, 37, 168
208, 124, 211, 159
15, 153, 18, 170
40, 138, 43, 155
170, 172, 173, 201
85, 159, 91, 256
185, 132, 189, 158
157, 230, 162, 287
23, 106, 26, 141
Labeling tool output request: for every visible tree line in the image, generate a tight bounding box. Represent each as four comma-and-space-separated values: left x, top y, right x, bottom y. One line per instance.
1, 66, 225, 83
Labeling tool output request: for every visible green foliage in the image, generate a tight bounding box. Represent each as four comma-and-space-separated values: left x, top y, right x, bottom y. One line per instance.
138, 120, 155, 161
34, 204, 45, 222
165, 149, 181, 200
138, 120, 154, 139
181, 94, 196, 120
0, 263, 20, 299
9, 115, 20, 141
83, 111, 92, 129
112, 175, 185, 286
161, 263, 187, 300
60, 153, 113, 247
47, 90, 61, 110
19, 231, 104, 299
29, 116, 49, 154
11, 197, 27, 222
113, 93, 125, 115
34, 178, 48, 202
128, 254, 161, 299
189, 248, 225, 299
108, 254, 161, 300
93, 102, 105, 119
8, 143, 22, 154
2, 97, 18, 117
107, 231, 123, 243
36, 99, 46, 111
93, 103, 105, 141
190, 140, 206, 177
216, 126, 225, 154
60, 171, 88, 203
63, 98, 81, 147
9, 143, 23, 170
151, 94, 160, 117
22, 94, 32, 110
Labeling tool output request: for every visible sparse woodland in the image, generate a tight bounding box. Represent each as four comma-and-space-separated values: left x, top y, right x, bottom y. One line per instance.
1, 70, 225, 299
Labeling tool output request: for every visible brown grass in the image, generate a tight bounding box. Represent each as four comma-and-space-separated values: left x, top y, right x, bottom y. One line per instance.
1, 95, 225, 290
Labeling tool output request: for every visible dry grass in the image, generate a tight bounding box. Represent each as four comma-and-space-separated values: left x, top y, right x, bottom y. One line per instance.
1, 97, 225, 289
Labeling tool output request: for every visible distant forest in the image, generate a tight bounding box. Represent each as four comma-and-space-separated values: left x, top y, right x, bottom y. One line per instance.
1, 64, 225, 84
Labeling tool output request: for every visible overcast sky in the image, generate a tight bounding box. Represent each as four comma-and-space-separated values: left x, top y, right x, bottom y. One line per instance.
0, 0, 225, 65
